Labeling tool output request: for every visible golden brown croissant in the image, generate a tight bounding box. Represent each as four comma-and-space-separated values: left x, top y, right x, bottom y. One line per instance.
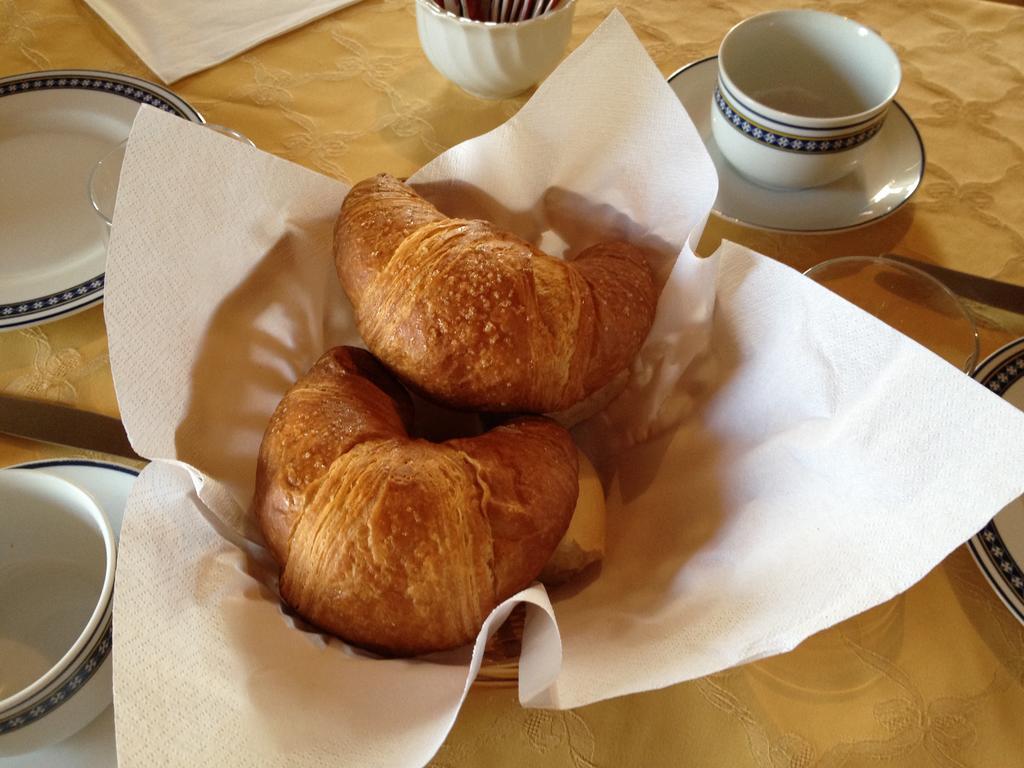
252, 346, 579, 656
333, 174, 658, 413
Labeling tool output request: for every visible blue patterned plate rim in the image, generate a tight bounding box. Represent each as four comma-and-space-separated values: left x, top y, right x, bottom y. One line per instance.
0, 70, 203, 330
12, 457, 141, 481
666, 56, 926, 234
967, 336, 1024, 625
0, 69, 204, 122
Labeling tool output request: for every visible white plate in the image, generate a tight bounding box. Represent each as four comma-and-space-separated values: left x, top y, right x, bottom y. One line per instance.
967, 338, 1024, 625
0, 70, 202, 330
0, 459, 139, 768
667, 57, 925, 233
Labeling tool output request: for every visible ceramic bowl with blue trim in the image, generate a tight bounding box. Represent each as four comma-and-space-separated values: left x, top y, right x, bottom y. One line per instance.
710, 10, 901, 190
0, 469, 116, 756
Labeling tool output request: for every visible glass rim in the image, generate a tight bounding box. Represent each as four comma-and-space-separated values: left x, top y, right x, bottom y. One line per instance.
803, 255, 981, 374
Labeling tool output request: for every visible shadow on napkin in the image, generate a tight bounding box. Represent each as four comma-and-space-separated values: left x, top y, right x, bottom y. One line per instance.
584, 310, 746, 618
174, 228, 357, 531
411, 180, 679, 279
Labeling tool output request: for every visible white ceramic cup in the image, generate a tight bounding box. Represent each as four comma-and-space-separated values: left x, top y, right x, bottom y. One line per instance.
415, 0, 576, 99
711, 10, 901, 190
0, 469, 116, 756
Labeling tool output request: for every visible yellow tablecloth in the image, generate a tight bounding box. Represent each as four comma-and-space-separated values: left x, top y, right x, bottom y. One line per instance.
2, 0, 1024, 764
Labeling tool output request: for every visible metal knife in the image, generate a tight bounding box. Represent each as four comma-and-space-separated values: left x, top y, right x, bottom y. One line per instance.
0, 394, 143, 461
885, 254, 1024, 316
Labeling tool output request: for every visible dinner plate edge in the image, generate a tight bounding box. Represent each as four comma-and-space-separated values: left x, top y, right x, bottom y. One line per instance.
0, 69, 203, 331
966, 337, 1024, 625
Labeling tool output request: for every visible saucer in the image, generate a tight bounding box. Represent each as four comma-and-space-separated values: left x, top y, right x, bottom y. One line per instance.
967, 338, 1024, 625
0, 70, 202, 330
667, 57, 925, 233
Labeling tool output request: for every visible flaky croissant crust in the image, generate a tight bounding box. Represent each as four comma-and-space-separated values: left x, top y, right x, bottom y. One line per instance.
334, 174, 658, 413
252, 347, 579, 656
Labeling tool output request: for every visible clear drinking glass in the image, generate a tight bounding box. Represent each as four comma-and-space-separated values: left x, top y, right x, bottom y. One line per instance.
751, 254, 977, 696
804, 255, 980, 374
88, 125, 254, 227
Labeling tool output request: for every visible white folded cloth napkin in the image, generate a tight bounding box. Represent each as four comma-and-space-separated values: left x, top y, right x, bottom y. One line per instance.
85, 0, 364, 83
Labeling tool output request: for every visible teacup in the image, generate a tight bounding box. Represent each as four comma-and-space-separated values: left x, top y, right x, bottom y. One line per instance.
710, 10, 901, 190
415, 0, 576, 99
0, 469, 116, 756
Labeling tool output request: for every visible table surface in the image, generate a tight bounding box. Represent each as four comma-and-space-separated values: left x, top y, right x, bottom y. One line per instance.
2, 0, 1024, 765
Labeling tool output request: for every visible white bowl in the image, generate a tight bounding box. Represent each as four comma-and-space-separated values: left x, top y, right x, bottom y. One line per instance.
711, 10, 901, 190
0, 469, 116, 756
415, 0, 576, 99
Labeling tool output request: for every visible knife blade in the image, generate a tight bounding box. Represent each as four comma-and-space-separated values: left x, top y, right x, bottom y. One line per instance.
885, 254, 1024, 316
0, 394, 143, 461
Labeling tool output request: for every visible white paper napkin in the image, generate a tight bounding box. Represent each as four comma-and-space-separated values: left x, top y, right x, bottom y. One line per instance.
105, 11, 1024, 767
85, 0, 363, 83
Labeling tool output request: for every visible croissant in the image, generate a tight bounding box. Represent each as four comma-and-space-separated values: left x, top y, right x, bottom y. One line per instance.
252, 346, 579, 656
333, 174, 658, 413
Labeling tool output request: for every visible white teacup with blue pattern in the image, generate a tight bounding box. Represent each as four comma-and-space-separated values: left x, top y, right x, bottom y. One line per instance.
0, 470, 116, 756
711, 10, 901, 190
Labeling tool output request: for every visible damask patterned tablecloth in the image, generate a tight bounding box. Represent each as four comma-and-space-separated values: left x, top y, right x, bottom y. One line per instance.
2, 0, 1024, 765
